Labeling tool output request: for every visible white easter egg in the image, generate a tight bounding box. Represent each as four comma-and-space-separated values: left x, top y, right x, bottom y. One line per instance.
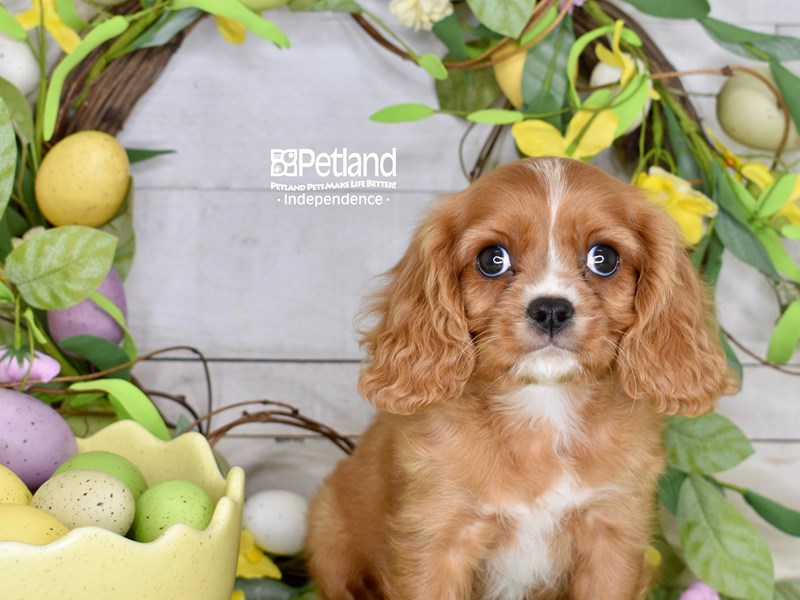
0, 32, 39, 97
589, 56, 652, 134
243, 490, 308, 555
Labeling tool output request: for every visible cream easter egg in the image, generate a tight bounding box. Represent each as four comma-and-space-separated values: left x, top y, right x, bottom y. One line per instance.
717, 67, 800, 152
35, 131, 130, 227
32, 470, 135, 535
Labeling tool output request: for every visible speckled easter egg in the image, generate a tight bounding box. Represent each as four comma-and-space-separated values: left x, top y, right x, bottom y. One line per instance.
0, 464, 32, 504
54, 450, 147, 500
132, 479, 215, 543
0, 503, 69, 544
32, 470, 135, 535
35, 131, 130, 227
47, 268, 127, 346
0, 389, 77, 490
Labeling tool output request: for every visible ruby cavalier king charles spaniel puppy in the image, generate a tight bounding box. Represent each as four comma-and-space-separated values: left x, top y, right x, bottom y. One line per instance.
306, 157, 737, 600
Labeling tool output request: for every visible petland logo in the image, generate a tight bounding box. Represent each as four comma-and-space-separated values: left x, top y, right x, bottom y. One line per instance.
271, 148, 397, 178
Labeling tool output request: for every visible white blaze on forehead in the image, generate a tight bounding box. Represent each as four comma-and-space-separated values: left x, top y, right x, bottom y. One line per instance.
524, 158, 568, 268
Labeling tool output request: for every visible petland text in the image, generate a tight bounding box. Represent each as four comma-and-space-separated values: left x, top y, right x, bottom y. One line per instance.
271, 148, 397, 178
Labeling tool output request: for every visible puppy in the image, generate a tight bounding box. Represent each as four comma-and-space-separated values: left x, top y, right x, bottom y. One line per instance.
306, 157, 736, 600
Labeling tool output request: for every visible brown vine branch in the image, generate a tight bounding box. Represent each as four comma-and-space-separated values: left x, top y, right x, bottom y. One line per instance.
723, 327, 800, 376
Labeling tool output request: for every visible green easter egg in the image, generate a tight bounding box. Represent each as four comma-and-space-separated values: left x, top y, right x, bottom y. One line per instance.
55, 450, 147, 500
132, 479, 214, 543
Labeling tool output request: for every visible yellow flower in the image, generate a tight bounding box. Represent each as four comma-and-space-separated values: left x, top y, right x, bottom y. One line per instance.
15, 0, 80, 53
739, 162, 800, 225
215, 16, 247, 45
595, 20, 635, 89
512, 109, 618, 161
237, 529, 282, 580
636, 167, 718, 245
740, 161, 774, 191
776, 178, 800, 225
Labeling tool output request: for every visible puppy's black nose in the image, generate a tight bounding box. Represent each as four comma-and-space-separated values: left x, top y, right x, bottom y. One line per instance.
527, 297, 575, 336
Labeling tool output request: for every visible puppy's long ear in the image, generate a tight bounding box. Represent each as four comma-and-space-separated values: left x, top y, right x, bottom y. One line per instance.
618, 200, 738, 416
358, 205, 474, 415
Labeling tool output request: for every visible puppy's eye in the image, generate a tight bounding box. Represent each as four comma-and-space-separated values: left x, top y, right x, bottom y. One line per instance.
477, 246, 512, 277
586, 245, 620, 277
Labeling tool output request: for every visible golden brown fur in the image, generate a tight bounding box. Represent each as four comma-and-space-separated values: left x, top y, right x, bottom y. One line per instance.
306, 158, 737, 599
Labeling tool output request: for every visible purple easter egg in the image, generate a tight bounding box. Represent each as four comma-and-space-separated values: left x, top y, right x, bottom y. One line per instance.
47, 268, 127, 345
0, 388, 77, 490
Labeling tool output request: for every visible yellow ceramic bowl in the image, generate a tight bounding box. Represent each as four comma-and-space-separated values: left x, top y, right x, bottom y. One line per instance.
0, 421, 245, 600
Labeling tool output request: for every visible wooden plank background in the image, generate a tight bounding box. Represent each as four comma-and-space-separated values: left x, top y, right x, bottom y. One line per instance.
8, 0, 800, 578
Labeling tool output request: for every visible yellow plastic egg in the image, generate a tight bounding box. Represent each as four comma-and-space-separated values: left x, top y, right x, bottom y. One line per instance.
492, 45, 526, 109
0, 504, 69, 544
35, 131, 130, 227
0, 465, 32, 505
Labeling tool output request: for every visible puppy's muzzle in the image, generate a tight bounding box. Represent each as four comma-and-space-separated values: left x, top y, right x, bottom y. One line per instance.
527, 297, 575, 337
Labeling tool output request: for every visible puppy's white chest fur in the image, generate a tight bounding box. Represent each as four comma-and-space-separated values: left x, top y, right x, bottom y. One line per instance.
482, 476, 594, 600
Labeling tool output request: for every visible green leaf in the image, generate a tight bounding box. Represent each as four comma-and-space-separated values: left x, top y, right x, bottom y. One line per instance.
775, 580, 800, 600
171, 0, 290, 47
101, 181, 136, 280
566, 24, 642, 108
55, 0, 89, 30
435, 60, 500, 113
0, 76, 34, 144
125, 148, 176, 164
128, 9, 203, 51
417, 53, 448, 81
758, 174, 798, 217
726, 169, 758, 215
70, 379, 169, 441
677, 474, 774, 600
0, 205, 28, 263
782, 224, 800, 239
466, 0, 536, 38
519, 5, 558, 46
370, 103, 436, 123
714, 209, 779, 279
658, 466, 687, 514
0, 99, 15, 222
663, 103, 701, 184
432, 13, 468, 61
721, 334, 743, 384
711, 167, 751, 225
0, 280, 14, 304
757, 227, 800, 283
701, 18, 800, 62
467, 109, 524, 124
607, 73, 651, 136
287, 0, 361, 11
743, 490, 800, 537
0, 5, 27, 40
59, 335, 132, 380
665, 414, 754, 474
90, 291, 137, 361
769, 59, 800, 138
4, 226, 117, 310
44, 16, 130, 141
621, 0, 709, 19
766, 299, 800, 364
521, 16, 573, 117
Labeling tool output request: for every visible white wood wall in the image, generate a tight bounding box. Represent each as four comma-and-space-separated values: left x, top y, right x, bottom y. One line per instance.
12, 0, 800, 578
